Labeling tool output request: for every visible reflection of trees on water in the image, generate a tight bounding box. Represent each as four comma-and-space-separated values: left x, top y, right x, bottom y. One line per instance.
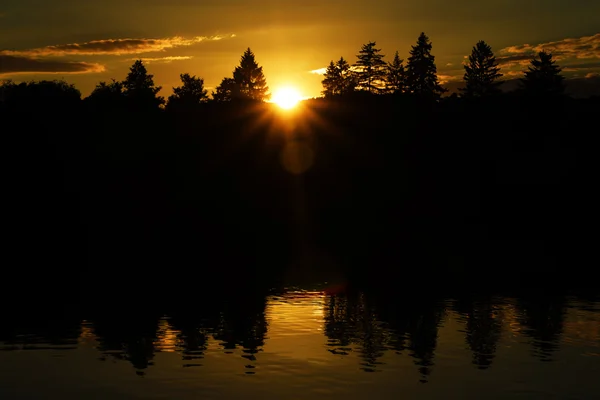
0, 312, 81, 350
324, 293, 391, 372
212, 296, 268, 352
0, 292, 588, 380
212, 295, 268, 374
90, 295, 269, 375
322, 292, 571, 380
167, 315, 210, 368
406, 305, 445, 382
452, 296, 502, 370
324, 293, 444, 381
514, 294, 566, 361
81, 292, 573, 380
92, 313, 161, 375
369, 296, 445, 382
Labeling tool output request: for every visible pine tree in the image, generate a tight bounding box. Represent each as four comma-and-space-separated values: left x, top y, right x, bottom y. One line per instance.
321, 61, 340, 97
166, 73, 208, 111
405, 33, 446, 99
233, 48, 269, 101
321, 57, 356, 97
462, 41, 503, 98
354, 41, 387, 93
337, 57, 357, 95
520, 51, 565, 97
122, 60, 164, 110
386, 51, 405, 94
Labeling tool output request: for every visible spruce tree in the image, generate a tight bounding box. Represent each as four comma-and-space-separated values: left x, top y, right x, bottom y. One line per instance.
122, 60, 164, 110
321, 57, 356, 97
336, 57, 356, 95
405, 33, 446, 99
520, 51, 565, 97
321, 61, 341, 97
462, 40, 503, 98
354, 41, 387, 93
386, 51, 405, 94
233, 48, 269, 101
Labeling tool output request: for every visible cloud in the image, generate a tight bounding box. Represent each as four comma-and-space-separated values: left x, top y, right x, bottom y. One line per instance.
309, 67, 327, 75
498, 33, 600, 61
0, 55, 105, 76
128, 56, 193, 64
496, 33, 600, 74
309, 65, 361, 75
455, 33, 600, 79
0, 34, 236, 57
438, 74, 463, 85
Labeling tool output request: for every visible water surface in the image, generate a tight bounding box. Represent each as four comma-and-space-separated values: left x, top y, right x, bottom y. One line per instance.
1, 289, 599, 399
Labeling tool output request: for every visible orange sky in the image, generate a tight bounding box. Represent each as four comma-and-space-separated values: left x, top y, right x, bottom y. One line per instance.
1, 0, 599, 98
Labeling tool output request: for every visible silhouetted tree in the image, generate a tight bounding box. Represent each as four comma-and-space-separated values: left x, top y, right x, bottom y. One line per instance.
405, 33, 446, 99
212, 77, 238, 102
461, 40, 503, 98
0, 79, 14, 104
85, 79, 125, 109
321, 61, 339, 97
321, 57, 356, 97
0, 79, 80, 111
122, 60, 165, 110
386, 51, 405, 94
354, 41, 387, 93
520, 51, 565, 97
166, 73, 208, 112
233, 48, 269, 101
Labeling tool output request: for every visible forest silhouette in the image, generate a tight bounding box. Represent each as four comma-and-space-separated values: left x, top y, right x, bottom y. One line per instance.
1, 33, 599, 302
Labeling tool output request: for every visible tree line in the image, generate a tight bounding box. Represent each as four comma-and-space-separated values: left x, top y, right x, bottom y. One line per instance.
0, 47, 270, 113
0, 32, 571, 113
321, 32, 565, 100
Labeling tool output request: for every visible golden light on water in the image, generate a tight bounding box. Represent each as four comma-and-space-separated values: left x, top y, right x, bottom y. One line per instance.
272, 86, 303, 110
265, 291, 328, 361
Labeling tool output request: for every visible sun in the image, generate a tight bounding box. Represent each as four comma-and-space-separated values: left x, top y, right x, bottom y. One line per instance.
272, 87, 302, 109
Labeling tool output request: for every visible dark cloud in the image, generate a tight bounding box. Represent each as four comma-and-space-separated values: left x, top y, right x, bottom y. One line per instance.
562, 61, 600, 69
497, 53, 534, 64
498, 34, 600, 63
500, 33, 599, 59
0, 35, 235, 57
0, 55, 105, 75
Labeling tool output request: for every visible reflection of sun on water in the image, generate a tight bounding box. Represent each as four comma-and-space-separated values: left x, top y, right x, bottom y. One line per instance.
271, 87, 302, 109
265, 291, 328, 360
154, 318, 180, 352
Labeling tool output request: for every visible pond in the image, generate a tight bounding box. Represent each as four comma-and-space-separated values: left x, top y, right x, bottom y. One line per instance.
1, 287, 598, 399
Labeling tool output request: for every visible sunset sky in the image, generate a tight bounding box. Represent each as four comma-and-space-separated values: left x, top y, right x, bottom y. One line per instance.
1, 0, 599, 98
